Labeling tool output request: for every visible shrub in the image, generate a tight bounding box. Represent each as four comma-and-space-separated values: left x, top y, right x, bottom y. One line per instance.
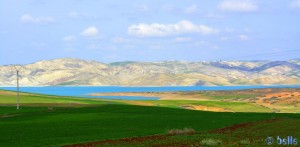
239, 138, 250, 145
200, 138, 222, 146
167, 128, 196, 135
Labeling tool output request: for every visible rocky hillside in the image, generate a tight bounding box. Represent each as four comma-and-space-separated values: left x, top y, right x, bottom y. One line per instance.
0, 58, 300, 86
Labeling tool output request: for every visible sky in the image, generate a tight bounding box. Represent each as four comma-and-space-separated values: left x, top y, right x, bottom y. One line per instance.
1, 0, 300, 65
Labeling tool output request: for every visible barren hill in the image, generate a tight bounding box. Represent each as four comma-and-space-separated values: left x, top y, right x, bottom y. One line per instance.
1, 58, 299, 86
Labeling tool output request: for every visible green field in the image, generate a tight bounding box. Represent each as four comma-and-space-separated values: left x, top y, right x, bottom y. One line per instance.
0, 90, 299, 146
93, 118, 300, 146
0, 90, 110, 105
125, 100, 272, 112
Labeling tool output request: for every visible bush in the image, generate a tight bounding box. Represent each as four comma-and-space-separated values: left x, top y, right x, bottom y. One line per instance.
200, 138, 222, 146
167, 128, 196, 135
239, 138, 250, 145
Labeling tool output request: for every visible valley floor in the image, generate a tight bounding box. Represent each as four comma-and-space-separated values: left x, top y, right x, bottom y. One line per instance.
0, 88, 299, 146
91, 88, 300, 113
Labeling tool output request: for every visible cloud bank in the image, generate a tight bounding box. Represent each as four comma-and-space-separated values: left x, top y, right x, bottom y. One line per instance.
20, 14, 56, 24
81, 26, 99, 37
128, 20, 218, 37
218, 0, 258, 12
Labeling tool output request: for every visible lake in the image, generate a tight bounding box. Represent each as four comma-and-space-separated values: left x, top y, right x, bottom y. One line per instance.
1, 85, 300, 100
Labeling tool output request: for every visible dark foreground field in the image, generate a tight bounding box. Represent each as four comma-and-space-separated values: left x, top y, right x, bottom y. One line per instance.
0, 89, 300, 146
67, 118, 300, 146
1, 105, 300, 146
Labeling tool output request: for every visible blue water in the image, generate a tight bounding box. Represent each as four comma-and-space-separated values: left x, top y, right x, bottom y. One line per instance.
1, 85, 300, 100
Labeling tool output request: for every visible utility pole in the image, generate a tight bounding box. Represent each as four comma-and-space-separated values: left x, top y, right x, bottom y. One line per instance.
13, 65, 22, 110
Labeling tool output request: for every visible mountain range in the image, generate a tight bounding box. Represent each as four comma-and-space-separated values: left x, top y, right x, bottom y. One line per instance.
1, 58, 300, 86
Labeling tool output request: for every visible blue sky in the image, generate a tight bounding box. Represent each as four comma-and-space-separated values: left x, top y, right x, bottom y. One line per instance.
1, 0, 300, 64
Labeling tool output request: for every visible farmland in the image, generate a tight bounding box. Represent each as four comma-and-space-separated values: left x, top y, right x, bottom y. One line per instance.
0, 89, 299, 146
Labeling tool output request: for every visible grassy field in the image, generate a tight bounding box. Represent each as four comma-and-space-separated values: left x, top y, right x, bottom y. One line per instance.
93, 88, 300, 113
122, 100, 273, 112
0, 90, 111, 105
90, 118, 300, 146
0, 90, 273, 112
0, 89, 299, 146
1, 105, 300, 146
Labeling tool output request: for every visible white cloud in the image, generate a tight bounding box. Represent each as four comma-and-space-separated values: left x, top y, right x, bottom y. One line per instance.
89, 44, 101, 50
225, 28, 235, 32
20, 14, 56, 24
128, 20, 218, 37
136, 4, 150, 12
211, 45, 220, 50
184, 4, 200, 14
205, 13, 225, 19
162, 4, 176, 12
220, 37, 228, 41
290, 0, 300, 9
218, 0, 258, 12
239, 35, 249, 41
68, 11, 90, 18
81, 26, 99, 37
112, 37, 127, 43
174, 37, 192, 42
63, 35, 77, 42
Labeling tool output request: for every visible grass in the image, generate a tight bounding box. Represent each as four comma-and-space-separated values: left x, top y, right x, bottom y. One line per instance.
0, 89, 299, 146
1, 105, 299, 146
0, 90, 116, 105
124, 100, 273, 112
0, 90, 272, 112
167, 128, 196, 135
200, 138, 223, 146
208, 94, 254, 100
97, 118, 300, 146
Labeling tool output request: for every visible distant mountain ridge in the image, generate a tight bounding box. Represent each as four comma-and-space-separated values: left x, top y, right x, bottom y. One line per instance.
210, 61, 300, 72
0, 58, 299, 86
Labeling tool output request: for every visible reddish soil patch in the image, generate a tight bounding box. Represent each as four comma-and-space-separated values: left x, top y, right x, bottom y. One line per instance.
64, 118, 282, 147
63, 134, 171, 147
255, 91, 300, 112
209, 118, 282, 134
